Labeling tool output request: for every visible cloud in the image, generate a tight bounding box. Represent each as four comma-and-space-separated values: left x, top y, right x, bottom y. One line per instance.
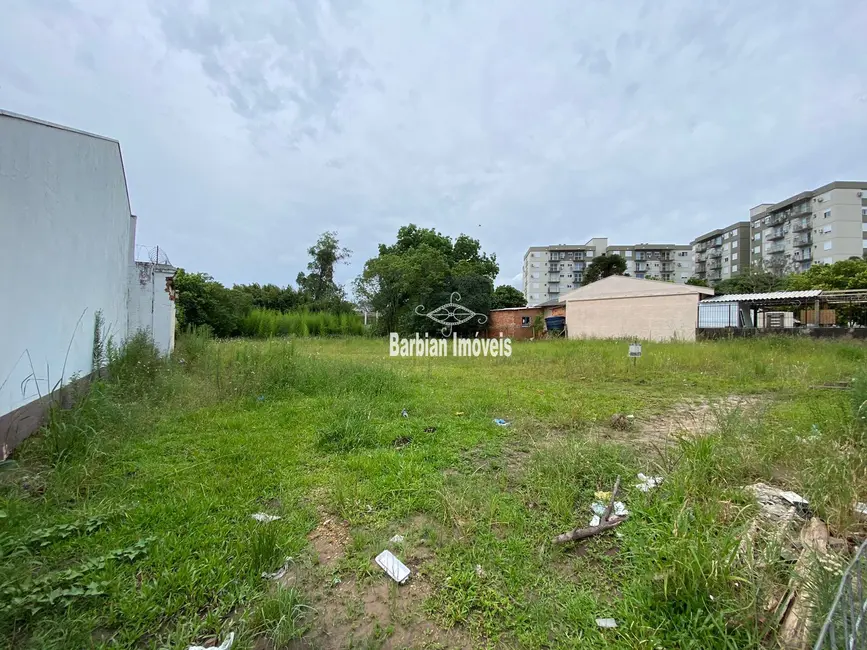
2, 0, 866, 290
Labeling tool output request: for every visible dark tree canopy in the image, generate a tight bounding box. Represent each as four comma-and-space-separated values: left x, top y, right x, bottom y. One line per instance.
354, 224, 499, 336
582, 254, 627, 285
686, 277, 710, 288
491, 285, 527, 309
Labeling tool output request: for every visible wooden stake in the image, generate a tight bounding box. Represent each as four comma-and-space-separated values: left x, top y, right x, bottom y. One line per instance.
553, 515, 628, 544
601, 475, 621, 522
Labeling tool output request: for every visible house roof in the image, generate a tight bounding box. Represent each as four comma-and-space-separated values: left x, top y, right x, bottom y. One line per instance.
561, 275, 714, 302
536, 297, 565, 307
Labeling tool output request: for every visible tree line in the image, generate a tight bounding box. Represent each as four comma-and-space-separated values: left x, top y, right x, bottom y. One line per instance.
175, 227, 867, 339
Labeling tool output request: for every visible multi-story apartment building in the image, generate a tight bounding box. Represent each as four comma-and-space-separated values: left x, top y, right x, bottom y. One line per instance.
605, 244, 694, 283
523, 238, 693, 305
749, 181, 867, 274
523, 238, 608, 305
691, 222, 752, 283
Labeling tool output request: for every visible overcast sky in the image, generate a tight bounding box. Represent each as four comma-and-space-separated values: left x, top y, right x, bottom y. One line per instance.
2, 0, 866, 290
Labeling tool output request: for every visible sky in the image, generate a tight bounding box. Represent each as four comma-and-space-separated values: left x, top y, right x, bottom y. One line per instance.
2, 0, 866, 292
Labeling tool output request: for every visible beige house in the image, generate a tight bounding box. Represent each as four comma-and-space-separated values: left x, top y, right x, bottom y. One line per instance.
562, 276, 714, 342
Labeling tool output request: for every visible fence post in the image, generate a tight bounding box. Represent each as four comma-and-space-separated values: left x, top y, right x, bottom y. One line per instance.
814, 298, 820, 326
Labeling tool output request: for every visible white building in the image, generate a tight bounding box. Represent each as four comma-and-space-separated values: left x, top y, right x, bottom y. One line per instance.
0, 110, 175, 452
749, 181, 867, 273
523, 238, 694, 306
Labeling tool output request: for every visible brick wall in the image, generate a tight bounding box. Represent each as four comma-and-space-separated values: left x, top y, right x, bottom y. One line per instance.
488, 308, 543, 339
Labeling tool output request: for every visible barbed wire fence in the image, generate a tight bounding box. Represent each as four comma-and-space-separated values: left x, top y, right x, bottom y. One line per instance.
135, 245, 171, 266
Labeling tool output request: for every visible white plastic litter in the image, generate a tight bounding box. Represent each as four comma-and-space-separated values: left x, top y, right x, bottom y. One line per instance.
389, 534, 405, 544
635, 473, 664, 492
596, 618, 617, 629
475, 564, 485, 577
591, 502, 628, 517
262, 557, 292, 581
375, 550, 411, 584
251, 513, 281, 523
188, 631, 234, 650
589, 515, 601, 527
854, 502, 867, 521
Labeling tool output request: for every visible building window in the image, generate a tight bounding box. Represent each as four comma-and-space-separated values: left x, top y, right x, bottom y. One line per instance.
823, 224, 832, 234
531, 273, 539, 278
531, 252, 540, 257
681, 273, 689, 279
824, 210, 831, 218
532, 262, 540, 268
823, 257, 833, 264
732, 252, 738, 260
823, 241, 833, 250
732, 240, 738, 248
724, 257, 729, 262
753, 246, 761, 254
566, 285, 572, 289
521, 316, 531, 327
753, 233, 760, 241
862, 207, 867, 217
625, 250, 632, 258
732, 264, 738, 272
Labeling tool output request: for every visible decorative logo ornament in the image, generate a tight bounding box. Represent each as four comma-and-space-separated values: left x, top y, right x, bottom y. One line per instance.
415, 292, 488, 336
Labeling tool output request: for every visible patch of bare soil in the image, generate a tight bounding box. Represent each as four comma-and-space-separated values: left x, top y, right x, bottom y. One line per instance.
289, 516, 471, 650
604, 395, 768, 448
308, 517, 352, 567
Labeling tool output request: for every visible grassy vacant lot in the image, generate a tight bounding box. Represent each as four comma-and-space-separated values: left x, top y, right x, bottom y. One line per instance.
2, 334, 866, 649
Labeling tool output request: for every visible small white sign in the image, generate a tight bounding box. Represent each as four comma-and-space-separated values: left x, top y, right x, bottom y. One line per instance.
628, 343, 642, 358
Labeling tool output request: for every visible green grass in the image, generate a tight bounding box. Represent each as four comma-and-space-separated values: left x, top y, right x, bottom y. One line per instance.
239, 308, 365, 338
1, 335, 866, 648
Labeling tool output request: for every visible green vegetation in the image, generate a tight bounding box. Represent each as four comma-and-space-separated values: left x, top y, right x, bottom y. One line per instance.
583, 254, 627, 284
491, 285, 527, 309
354, 224, 499, 336
240, 308, 365, 338
2, 335, 866, 649
174, 231, 356, 337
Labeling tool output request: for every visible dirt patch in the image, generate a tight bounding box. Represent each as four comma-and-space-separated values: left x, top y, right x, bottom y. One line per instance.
290, 514, 470, 649
291, 572, 471, 650
308, 517, 351, 567
605, 395, 768, 448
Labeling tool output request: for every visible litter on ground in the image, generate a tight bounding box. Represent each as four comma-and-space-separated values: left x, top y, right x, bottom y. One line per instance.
251, 513, 281, 523
389, 534, 405, 544
261, 557, 292, 581
375, 549, 411, 583
592, 501, 628, 517
635, 473, 664, 492
401, 409, 409, 418
187, 631, 234, 650
493, 418, 510, 426
596, 618, 617, 629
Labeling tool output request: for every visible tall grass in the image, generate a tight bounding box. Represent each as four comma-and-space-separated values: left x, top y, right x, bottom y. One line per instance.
239, 308, 365, 338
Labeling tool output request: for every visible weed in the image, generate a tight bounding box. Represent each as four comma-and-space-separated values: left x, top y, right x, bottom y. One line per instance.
251, 586, 310, 645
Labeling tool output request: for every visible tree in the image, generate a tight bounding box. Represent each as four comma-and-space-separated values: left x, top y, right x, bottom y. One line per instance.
173, 269, 252, 337
354, 224, 499, 336
686, 277, 710, 288
785, 258, 867, 291
582, 254, 627, 285
714, 270, 784, 296
491, 285, 527, 309
296, 231, 352, 309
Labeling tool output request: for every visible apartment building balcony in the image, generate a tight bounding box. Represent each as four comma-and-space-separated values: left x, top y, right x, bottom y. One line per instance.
708, 248, 722, 258
548, 264, 560, 273
707, 261, 722, 270
574, 261, 586, 270
793, 234, 812, 247
766, 242, 786, 254
793, 249, 812, 262
695, 242, 708, 253
661, 263, 675, 272
792, 218, 811, 232
766, 228, 786, 241
707, 271, 722, 281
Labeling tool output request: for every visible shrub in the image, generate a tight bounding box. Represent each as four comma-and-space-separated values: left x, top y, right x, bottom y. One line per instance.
239, 308, 365, 338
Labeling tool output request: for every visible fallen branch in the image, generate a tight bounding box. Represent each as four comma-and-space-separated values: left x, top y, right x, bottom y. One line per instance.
553, 515, 628, 544
601, 475, 621, 523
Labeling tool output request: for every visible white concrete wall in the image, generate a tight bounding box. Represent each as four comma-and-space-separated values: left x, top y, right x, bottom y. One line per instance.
566, 294, 700, 342
128, 262, 176, 355
0, 112, 132, 418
